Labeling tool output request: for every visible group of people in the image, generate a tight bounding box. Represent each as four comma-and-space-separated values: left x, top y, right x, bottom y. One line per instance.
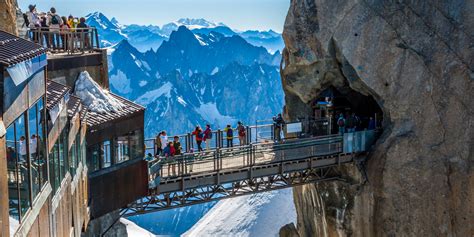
24, 4, 90, 50
336, 112, 376, 135
153, 121, 249, 158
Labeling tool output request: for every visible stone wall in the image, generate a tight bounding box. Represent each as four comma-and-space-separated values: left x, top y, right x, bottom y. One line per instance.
281, 1, 473, 236
0, 0, 17, 35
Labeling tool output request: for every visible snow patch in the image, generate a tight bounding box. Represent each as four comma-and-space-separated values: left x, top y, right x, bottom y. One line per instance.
194, 34, 208, 46
109, 70, 131, 94
74, 71, 124, 114
195, 103, 235, 128
177, 96, 187, 106
121, 218, 156, 237
139, 80, 148, 87
135, 82, 173, 105
184, 188, 297, 237
211, 67, 219, 75
259, 66, 265, 74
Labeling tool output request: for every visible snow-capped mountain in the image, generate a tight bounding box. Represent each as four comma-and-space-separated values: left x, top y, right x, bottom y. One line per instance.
108, 26, 284, 136
86, 12, 284, 53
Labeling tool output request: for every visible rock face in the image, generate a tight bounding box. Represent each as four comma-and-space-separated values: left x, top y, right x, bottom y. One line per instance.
0, 0, 17, 35
281, 1, 473, 236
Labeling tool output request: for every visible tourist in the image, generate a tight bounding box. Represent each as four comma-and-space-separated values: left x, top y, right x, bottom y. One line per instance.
6, 147, 16, 165
40, 16, 51, 48
224, 125, 233, 148
173, 136, 182, 156
203, 124, 212, 150
48, 7, 63, 49
60, 16, 71, 50
368, 117, 376, 130
154, 132, 162, 157
19, 136, 27, 162
353, 112, 361, 131
273, 113, 284, 142
76, 17, 90, 48
237, 121, 246, 146
30, 134, 38, 160
192, 126, 204, 152
162, 142, 175, 157
25, 4, 40, 42
160, 131, 169, 153
67, 15, 77, 29
337, 114, 345, 135
345, 112, 355, 133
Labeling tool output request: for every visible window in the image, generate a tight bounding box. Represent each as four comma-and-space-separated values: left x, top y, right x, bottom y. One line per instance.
69, 138, 77, 176
6, 114, 31, 224
129, 130, 144, 160
115, 136, 129, 163
87, 144, 100, 172
102, 140, 111, 168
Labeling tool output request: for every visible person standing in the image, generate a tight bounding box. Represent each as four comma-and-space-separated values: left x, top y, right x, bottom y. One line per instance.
337, 114, 345, 135
173, 136, 182, 156
273, 114, 284, 142
19, 136, 27, 162
224, 125, 233, 148
192, 126, 204, 152
237, 121, 246, 146
160, 131, 169, 153
25, 4, 40, 42
368, 117, 376, 130
154, 132, 162, 157
48, 7, 63, 49
60, 16, 70, 50
76, 17, 90, 48
203, 124, 212, 150
345, 112, 355, 133
30, 134, 38, 160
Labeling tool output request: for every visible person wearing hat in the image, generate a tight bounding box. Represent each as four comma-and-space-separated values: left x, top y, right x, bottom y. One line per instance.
25, 4, 40, 42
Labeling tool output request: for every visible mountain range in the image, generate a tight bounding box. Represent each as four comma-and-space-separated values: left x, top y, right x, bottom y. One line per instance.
85, 12, 284, 53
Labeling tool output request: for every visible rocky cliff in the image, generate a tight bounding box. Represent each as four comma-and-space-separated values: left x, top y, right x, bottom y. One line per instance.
281, 0, 473, 236
0, 0, 17, 35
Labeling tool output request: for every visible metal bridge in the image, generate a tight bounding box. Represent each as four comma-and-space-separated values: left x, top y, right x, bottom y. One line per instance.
122, 124, 378, 217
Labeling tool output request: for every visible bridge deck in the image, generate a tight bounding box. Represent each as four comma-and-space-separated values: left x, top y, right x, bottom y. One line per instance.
122, 130, 377, 216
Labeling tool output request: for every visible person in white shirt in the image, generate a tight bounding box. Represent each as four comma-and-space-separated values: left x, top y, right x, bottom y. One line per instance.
30, 134, 38, 158
19, 136, 27, 162
160, 131, 169, 151
25, 4, 40, 42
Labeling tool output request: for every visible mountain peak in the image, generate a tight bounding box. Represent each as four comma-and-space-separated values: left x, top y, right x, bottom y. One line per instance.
174, 18, 225, 29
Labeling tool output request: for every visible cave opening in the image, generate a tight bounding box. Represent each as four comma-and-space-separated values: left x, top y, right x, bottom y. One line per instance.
309, 85, 384, 136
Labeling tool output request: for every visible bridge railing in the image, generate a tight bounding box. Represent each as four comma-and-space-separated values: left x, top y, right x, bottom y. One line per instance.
144, 118, 331, 156
26, 27, 100, 54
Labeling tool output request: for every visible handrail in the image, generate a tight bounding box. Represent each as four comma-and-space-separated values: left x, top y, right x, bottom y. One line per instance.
26, 27, 100, 54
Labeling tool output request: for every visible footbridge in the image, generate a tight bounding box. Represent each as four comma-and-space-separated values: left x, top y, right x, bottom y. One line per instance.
121, 123, 378, 217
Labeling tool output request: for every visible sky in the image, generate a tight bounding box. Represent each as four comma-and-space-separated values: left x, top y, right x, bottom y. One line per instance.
17, 0, 290, 32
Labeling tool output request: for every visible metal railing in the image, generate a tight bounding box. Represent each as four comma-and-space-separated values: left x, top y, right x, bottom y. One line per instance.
147, 130, 378, 184
26, 27, 100, 54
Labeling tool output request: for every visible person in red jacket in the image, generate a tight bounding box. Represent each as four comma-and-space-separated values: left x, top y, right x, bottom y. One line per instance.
192, 126, 204, 152
203, 124, 212, 150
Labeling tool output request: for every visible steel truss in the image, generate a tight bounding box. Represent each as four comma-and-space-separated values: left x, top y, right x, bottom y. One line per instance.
122, 164, 346, 217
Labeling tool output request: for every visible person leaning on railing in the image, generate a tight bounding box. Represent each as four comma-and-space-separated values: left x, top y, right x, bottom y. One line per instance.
47, 7, 63, 50
76, 17, 90, 49
60, 16, 71, 51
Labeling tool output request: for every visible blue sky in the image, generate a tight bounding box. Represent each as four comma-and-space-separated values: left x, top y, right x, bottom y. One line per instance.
18, 0, 290, 32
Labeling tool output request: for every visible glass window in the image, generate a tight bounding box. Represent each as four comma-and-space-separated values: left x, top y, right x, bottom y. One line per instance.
6, 124, 20, 223
70, 138, 76, 176
129, 130, 144, 160
15, 114, 31, 218
102, 140, 111, 168
28, 103, 40, 199
87, 144, 100, 172
49, 142, 60, 192
58, 128, 67, 181
115, 136, 129, 164
37, 99, 47, 187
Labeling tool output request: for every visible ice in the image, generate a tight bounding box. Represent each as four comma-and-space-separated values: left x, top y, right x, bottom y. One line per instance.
109, 70, 131, 94
183, 188, 297, 237
121, 218, 156, 237
139, 80, 148, 87
74, 71, 124, 114
195, 103, 236, 128
211, 67, 219, 75
135, 82, 173, 105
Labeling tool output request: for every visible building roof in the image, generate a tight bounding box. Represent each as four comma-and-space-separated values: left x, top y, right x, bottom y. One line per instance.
67, 95, 82, 118
46, 80, 70, 110
0, 30, 47, 67
86, 93, 145, 127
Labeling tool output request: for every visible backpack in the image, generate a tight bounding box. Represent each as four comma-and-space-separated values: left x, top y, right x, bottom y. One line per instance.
207, 129, 213, 139
51, 15, 60, 25
23, 13, 30, 27
337, 118, 345, 127
226, 128, 233, 137
198, 132, 204, 139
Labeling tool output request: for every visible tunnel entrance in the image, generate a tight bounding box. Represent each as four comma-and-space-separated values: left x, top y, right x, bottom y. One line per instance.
309, 86, 383, 136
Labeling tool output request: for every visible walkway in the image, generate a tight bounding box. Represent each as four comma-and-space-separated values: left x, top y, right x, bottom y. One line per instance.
122, 129, 377, 216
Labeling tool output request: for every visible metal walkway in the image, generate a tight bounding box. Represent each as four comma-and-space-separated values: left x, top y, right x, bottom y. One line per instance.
122, 129, 378, 217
